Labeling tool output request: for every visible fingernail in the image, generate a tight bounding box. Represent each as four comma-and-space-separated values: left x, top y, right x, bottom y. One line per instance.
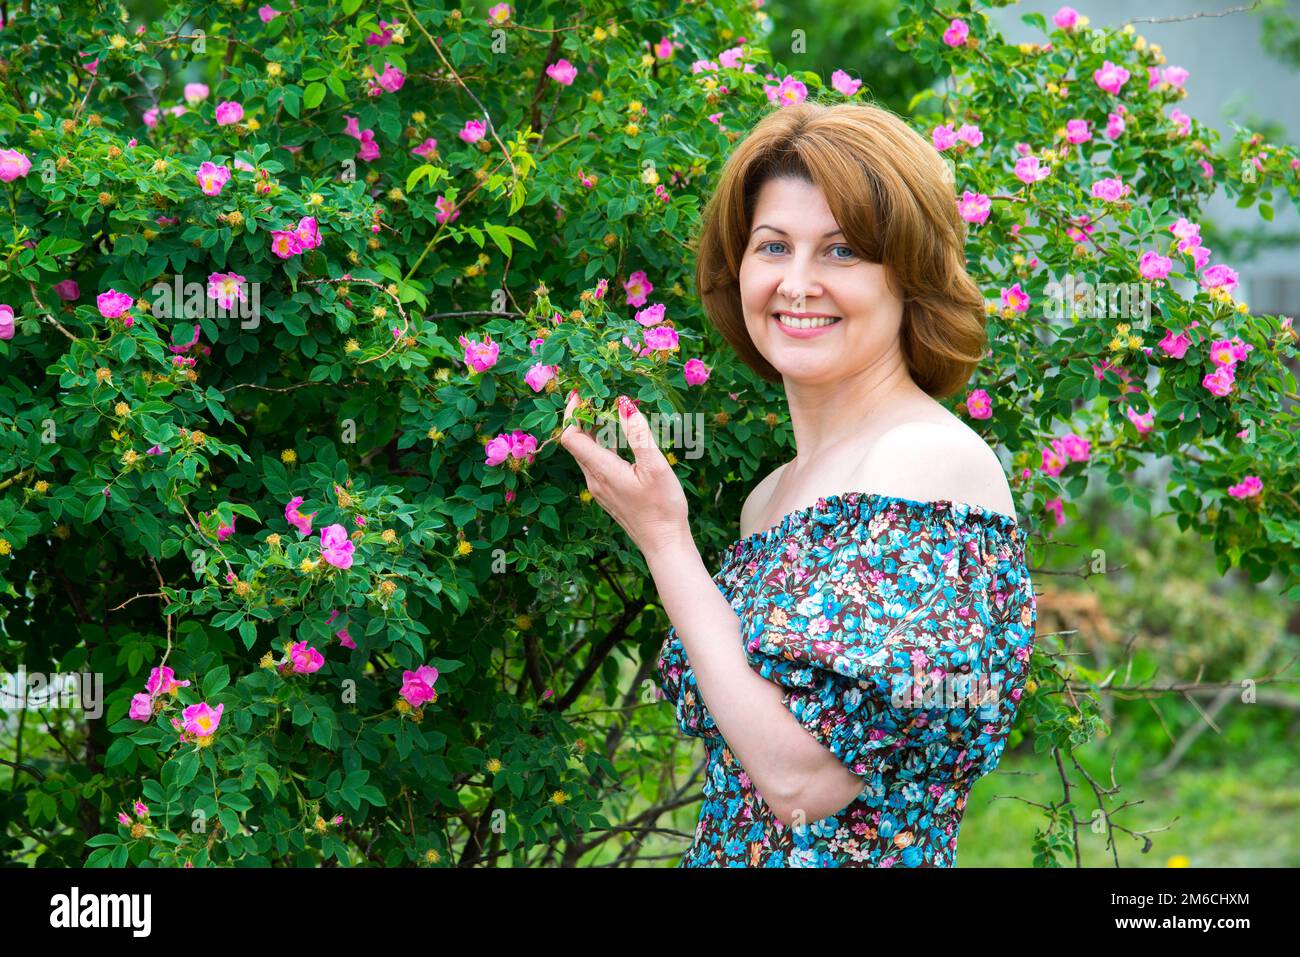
568, 389, 579, 403
618, 395, 632, 419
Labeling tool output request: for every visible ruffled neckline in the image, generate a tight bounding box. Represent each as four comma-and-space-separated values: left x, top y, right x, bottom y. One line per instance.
720, 490, 1021, 563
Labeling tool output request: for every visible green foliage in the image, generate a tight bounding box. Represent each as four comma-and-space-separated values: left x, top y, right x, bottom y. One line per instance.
0, 0, 1297, 867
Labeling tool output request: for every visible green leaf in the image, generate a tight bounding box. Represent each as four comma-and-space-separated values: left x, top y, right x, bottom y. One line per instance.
83, 492, 107, 523
49, 238, 84, 255
172, 751, 200, 788
202, 665, 230, 697
281, 86, 301, 119
407, 163, 437, 193
219, 808, 241, 837
342, 0, 363, 14
104, 737, 135, 768
499, 225, 536, 250
303, 82, 326, 110
256, 764, 280, 797
484, 223, 513, 257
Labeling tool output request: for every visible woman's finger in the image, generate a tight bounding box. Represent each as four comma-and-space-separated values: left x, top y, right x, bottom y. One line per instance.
615, 395, 666, 470
560, 401, 632, 483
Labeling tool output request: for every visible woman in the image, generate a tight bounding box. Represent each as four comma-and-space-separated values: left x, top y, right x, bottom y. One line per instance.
559, 101, 1037, 866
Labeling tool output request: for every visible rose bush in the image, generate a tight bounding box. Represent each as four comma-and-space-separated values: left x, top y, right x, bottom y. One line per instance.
0, 0, 1297, 866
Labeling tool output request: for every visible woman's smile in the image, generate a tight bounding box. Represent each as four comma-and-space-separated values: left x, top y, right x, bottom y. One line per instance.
771, 312, 843, 338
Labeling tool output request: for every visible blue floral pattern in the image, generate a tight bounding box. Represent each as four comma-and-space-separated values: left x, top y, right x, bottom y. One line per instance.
654, 491, 1037, 867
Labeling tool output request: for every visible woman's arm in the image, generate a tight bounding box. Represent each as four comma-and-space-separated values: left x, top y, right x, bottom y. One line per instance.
646, 527, 869, 827
557, 392, 864, 826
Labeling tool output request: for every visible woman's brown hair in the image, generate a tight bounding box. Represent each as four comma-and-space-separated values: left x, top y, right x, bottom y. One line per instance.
694, 99, 988, 399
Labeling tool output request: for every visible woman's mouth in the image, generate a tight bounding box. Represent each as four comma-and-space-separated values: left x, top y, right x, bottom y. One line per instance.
772, 313, 842, 338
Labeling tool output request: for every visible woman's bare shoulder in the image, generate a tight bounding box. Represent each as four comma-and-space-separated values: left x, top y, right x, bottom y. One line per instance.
738, 461, 791, 539
857, 420, 1017, 520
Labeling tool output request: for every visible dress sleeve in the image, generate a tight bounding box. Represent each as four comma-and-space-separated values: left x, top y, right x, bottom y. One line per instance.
741, 506, 1037, 791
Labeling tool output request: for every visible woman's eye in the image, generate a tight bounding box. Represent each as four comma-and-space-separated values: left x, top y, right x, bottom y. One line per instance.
757, 241, 856, 259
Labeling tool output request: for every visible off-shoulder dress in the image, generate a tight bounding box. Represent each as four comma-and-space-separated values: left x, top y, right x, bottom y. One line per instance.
653, 491, 1037, 867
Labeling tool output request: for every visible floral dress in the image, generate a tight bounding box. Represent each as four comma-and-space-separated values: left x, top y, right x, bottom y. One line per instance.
654, 491, 1037, 867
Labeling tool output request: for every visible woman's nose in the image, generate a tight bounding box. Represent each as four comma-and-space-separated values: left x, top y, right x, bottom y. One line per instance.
778, 264, 821, 304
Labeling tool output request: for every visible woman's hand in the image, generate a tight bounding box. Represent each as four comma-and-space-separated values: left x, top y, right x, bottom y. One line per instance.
558, 390, 691, 557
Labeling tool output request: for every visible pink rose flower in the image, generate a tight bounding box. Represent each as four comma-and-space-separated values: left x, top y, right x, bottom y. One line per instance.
1053, 7, 1079, 30
485, 435, 512, 466
764, 75, 808, 107
208, 272, 248, 310
545, 58, 578, 86
931, 124, 958, 151
635, 303, 666, 327
1065, 119, 1090, 144
831, 70, 862, 96
524, 362, 556, 392
458, 334, 499, 373
1202, 365, 1235, 397
1227, 475, 1262, 499
643, 325, 679, 352
147, 665, 191, 696
400, 664, 440, 707
1125, 406, 1155, 434
285, 496, 316, 537
295, 216, 322, 251
434, 194, 459, 225
957, 190, 991, 225
97, 289, 135, 318
966, 389, 992, 419
1061, 433, 1090, 462
1139, 251, 1173, 280
1093, 60, 1130, 95
196, 161, 231, 197
289, 641, 325, 674
1200, 263, 1239, 294
1000, 283, 1030, 313
320, 524, 356, 569
956, 123, 983, 147
459, 119, 487, 143
1091, 177, 1129, 202
1014, 155, 1051, 183
182, 701, 224, 737
684, 357, 711, 386
129, 692, 154, 721
0, 148, 32, 182
214, 101, 244, 126
270, 230, 304, 259
624, 270, 654, 307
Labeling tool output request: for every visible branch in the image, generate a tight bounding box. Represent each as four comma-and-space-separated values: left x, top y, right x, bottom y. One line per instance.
1126, 2, 1262, 25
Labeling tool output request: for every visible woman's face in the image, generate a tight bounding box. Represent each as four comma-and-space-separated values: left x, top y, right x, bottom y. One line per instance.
739, 176, 905, 385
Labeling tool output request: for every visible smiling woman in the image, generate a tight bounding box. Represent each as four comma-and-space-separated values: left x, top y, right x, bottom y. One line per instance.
696, 100, 989, 399
560, 100, 1036, 867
